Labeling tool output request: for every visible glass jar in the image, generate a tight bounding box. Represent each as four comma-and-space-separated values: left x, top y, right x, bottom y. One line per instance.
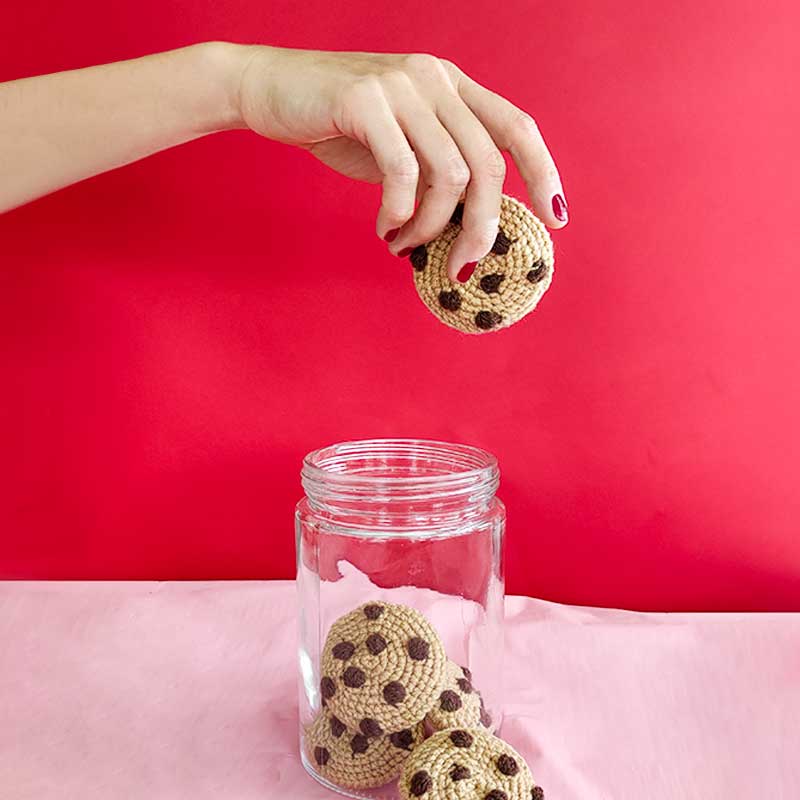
295, 438, 506, 799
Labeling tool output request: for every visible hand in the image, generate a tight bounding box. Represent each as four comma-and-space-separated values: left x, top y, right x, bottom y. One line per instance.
238, 47, 568, 281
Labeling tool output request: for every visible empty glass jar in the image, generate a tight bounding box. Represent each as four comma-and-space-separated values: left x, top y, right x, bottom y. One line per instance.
295, 439, 506, 799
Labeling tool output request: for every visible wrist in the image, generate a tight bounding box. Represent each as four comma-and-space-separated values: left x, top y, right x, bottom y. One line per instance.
192, 41, 260, 133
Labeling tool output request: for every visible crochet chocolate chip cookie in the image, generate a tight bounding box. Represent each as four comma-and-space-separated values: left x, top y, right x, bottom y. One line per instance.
305, 706, 426, 789
410, 194, 554, 334
426, 660, 488, 732
320, 602, 447, 733
399, 728, 545, 800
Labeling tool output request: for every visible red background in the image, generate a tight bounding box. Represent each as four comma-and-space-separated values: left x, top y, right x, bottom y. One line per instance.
2, 1, 798, 610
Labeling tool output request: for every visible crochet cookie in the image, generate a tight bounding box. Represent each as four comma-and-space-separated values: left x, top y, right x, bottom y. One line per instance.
305, 706, 426, 789
320, 602, 447, 733
410, 194, 554, 334
425, 660, 489, 732
400, 728, 545, 800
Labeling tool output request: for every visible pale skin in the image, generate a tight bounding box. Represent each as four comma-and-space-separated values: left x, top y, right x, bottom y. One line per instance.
0, 42, 568, 281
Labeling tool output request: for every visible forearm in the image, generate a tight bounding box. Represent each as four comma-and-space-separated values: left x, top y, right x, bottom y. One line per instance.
0, 42, 253, 213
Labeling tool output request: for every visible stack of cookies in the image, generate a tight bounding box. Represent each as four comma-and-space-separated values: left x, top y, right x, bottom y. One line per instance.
304, 601, 545, 799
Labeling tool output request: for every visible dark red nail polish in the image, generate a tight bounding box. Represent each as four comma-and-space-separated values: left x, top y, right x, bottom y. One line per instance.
552, 193, 568, 222
457, 261, 478, 283
384, 228, 400, 243
397, 247, 414, 258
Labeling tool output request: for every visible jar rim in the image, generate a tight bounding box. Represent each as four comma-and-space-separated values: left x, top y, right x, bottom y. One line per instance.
300, 439, 500, 533
301, 438, 498, 488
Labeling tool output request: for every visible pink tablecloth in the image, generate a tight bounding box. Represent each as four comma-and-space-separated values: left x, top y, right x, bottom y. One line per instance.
0, 581, 797, 799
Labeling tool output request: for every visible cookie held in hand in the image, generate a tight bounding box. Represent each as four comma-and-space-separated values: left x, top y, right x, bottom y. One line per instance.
399, 727, 545, 800
319, 602, 447, 733
410, 194, 554, 334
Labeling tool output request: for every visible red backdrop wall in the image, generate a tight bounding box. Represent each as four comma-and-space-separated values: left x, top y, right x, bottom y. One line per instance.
2, 0, 798, 610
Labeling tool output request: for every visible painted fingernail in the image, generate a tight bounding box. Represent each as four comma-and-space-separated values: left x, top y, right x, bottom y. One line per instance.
552, 193, 568, 222
457, 261, 478, 283
384, 228, 400, 243
397, 247, 414, 258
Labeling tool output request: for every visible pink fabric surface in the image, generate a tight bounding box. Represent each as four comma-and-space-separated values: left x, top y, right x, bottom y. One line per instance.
0, 581, 797, 799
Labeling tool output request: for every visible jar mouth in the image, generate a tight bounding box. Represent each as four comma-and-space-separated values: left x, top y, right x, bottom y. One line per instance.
301, 438, 499, 510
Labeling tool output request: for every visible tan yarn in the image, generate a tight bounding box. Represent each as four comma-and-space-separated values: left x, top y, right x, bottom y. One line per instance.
425, 660, 488, 733
411, 194, 554, 334
320, 602, 447, 733
304, 706, 426, 789
399, 728, 545, 800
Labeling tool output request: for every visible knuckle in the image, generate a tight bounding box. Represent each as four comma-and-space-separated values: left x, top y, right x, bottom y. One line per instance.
445, 166, 470, 189
510, 109, 540, 138
439, 57, 461, 76
387, 152, 420, 184
380, 69, 414, 92
482, 148, 507, 182
404, 52, 448, 80
439, 152, 470, 189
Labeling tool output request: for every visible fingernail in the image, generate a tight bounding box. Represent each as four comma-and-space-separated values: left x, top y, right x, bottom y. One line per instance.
384, 228, 400, 243
397, 247, 414, 258
457, 261, 478, 283
552, 193, 568, 222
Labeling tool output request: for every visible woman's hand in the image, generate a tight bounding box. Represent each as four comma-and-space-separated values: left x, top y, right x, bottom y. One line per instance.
0, 40, 567, 272
238, 46, 568, 281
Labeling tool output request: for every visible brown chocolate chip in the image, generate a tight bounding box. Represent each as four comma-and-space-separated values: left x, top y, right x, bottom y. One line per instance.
532, 788, 545, 800
450, 203, 464, 226
527, 260, 546, 283
359, 718, 383, 737
342, 666, 366, 688
329, 716, 346, 738
440, 690, 462, 712
363, 604, 384, 620
456, 678, 473, 694
497, 754, 519, 776
485, 791, 508, 800
332, 641, 355, 660
461, 666, 472, 680
449, 730, 473, 748
438, 289, 462, 311
479, 273, 505, 294
409, 770, 432, 796
450, 764, 471, 781
350, 734, 369, 755
491, 229, 513, 255
410, 245, 428, 272
383, 681, 406, 706
389, 729, 415, 750
320, 677, 336, 700
313, 746, 330, 766
475, 310, 502, 330
407, 637, 430, 661
366, 633, 387, 655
